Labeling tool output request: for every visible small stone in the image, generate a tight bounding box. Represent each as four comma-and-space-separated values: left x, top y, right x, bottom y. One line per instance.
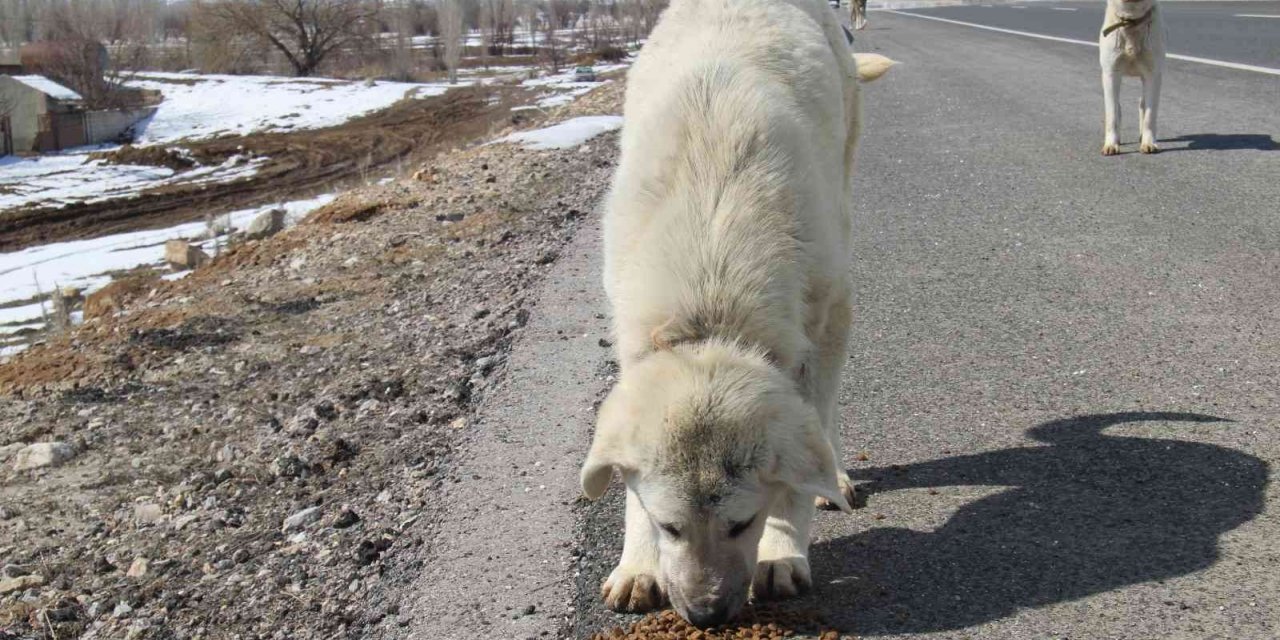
245, 208, 286, 240
313, 401, 338, 421
332, 508, 361, 529
12, 442, 76, 471
0, 442, 26, 465
164, 240, 209, 271
523, 604, 536, 615
287, 415, 319, 436
597, 338, 613, 348
215, 443, 237, 463
113, 601, 133, 618
282, 506, 322, 532
0, 564, 31, 578
126, 557, 149, 578
133, 503, 164, 525
0, 574, 44, 595
232, 548, 251, 564
272, 454, 307, 478
172, 514, 199, 531
93, 556, 115, 574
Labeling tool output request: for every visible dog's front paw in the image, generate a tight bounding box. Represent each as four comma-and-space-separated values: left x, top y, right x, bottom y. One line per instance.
602, 565, 667, 613
1139, 142, 1159, 154
1101, 143, 1120, 156
815, 473, 861, 511
752, 557, 812, 600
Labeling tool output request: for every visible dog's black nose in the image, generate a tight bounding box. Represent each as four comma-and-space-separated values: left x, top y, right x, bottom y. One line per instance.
685, 603, 730, 628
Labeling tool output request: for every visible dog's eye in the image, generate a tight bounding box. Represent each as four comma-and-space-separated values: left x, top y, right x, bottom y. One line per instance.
728, 515, 757, 538
659, 523, 681, 538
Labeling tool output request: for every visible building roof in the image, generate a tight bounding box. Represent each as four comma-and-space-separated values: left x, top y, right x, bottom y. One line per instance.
8, 75, 83, 101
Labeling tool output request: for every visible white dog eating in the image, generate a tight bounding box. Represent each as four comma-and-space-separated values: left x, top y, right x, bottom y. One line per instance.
580, 0, 892, 627
1100, 0, 1166, 155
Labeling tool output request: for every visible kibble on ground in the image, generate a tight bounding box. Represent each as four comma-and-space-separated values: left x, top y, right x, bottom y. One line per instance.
589, 605, 849, 640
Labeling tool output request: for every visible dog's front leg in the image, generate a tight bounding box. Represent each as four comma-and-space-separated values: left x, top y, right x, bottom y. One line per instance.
1101, 68, 1122, 155
1139, 70, 1161, 154
754, 489, 817, 599
811, 299, 857, 511
602, 487, 667, 612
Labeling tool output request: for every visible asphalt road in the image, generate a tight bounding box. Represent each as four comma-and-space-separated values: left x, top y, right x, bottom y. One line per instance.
408, 6, 1280, 640
892, 1, 1280, 69
816, 8, 1279, 639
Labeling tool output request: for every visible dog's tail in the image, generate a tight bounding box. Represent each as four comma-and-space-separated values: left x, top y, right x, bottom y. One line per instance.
853, 53, 896, 82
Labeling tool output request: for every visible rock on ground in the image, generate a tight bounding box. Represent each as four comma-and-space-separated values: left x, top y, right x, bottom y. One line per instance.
11, 441, 76, 471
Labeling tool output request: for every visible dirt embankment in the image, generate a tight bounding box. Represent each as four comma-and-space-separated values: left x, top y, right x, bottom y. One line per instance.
0, 85, 536, 252
0, 82, 623, 640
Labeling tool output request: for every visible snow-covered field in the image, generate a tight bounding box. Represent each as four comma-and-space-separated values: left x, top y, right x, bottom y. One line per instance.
129, 72, 452, 144
0, 153, 265, 211
496, 115, 623, 151
0, 194, 335, 342
0, 73, 454, 213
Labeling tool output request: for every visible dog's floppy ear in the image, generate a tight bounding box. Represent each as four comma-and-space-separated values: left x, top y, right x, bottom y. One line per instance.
853, 53, 896, 83
767, 414, 853, 513
581, 386, 644, 499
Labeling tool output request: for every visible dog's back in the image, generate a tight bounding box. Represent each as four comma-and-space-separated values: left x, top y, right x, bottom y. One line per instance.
604, 0, 862, 370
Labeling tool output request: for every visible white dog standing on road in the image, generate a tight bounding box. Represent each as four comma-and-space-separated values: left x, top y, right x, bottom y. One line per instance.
580, 0, 893, 628
1100, 0, 1166, 155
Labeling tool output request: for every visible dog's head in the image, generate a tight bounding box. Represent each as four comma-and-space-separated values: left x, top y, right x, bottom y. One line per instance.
580, 339, 850, 626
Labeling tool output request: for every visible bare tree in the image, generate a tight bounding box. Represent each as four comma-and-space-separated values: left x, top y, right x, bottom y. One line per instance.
439, 0, 464, 83
206, 0, 376, 77
480, 0, 514, 54
540, 0, 565, 73
520, 0, 536, 48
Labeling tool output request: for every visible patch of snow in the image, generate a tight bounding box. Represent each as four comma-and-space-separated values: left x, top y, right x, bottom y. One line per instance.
495, 116, 623, 151
0, 302, 49, 327
127, 73, 457, 145
0, 153, 267, 211
0, 194, 336, 327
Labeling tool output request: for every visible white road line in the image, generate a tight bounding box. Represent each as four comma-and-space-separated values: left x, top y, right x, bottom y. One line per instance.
1052, 7, 1079, 11
885, 10, 1280, 77
1235, 14, 1280, 19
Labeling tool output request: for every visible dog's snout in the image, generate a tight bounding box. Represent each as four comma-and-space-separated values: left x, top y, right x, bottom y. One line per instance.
685, 602, 731, 628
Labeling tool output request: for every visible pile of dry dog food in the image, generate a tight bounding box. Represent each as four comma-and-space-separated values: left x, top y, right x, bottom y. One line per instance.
589, 606, 846, 640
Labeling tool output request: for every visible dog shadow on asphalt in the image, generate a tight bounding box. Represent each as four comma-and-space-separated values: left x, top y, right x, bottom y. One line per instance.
1159, 133, 1278, 152
809, 412, 1268, 635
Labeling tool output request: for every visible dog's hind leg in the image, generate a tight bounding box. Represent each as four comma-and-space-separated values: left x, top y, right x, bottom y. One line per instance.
755, 489, 818, 599
1139, 71, 1161, 154
1102, 69, 1122, 156
602, 488, 667, 612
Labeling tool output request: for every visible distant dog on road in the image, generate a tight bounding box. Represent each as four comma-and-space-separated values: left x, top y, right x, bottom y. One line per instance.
852, 0, 868, 30
580, 0, 892, 628
1099, 0, 1165, 155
